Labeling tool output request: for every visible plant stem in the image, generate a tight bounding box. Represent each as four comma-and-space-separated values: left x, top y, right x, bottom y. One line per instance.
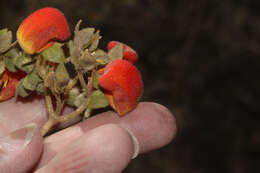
78, 72, 88, 91
57, 98, 89, 123
41, 118, 56, 136
64, 76, 79, 96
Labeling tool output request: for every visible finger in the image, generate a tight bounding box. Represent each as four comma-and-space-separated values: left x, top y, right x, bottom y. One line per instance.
0, 123, 43, 173
0, 95, 75, 136
35, 124, 135, 173
0, 95, 47, 136
35, 102, 176, 168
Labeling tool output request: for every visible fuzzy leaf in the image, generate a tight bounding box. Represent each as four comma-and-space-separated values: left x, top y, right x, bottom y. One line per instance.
77, 50, 96, 72
108, 43, 123, 60
66, 87, 80, 106
23, 70, 42, 91
3, 49, 20, 72
5, 48, 19, 59
88, 90, 109, 109
15, 79, 31, 97
42, 42, 65, 63
93, 71, 100, 89
88, 30, 100, 52
3, 56, 16, 72
0, 29, 12, 53
94, 49, 109, 65
15, 53, 35, 73
74, 93, 87, 107
36, 82, 45, 94
55, 63, 70, 92
74, 28, 95, 49
0, 58, 5, 76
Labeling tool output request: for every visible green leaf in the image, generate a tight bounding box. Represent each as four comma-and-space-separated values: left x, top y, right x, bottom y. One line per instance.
23, 70, 42, 91
0, 28, 12, 53
15, 53, 35, 74
15, 79, 31, 98
5, 48, 19, 58
3, 56, 16, 72
88, 90, 109, 109
108, 43, 123, 60
3, 48, 20, 72
41, 42, 65, 63
92, 71, 100, 89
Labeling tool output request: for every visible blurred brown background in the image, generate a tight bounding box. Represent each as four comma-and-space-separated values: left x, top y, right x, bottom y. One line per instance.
1, 0, 260, 172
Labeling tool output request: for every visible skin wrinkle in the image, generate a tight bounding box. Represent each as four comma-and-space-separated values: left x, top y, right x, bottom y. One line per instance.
37, 124, 134, 173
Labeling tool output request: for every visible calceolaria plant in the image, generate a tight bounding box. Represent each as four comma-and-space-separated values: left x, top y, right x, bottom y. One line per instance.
0, 7, 143, 136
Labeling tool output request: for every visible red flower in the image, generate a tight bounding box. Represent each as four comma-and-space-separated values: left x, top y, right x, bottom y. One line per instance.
17, 7, 70, 54
98, 59, 143, 116
108, 41, 138, 64
0, 70, 25, 101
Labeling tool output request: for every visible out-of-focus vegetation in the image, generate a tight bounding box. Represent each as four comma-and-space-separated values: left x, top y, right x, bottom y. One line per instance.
1, 0, 259, 172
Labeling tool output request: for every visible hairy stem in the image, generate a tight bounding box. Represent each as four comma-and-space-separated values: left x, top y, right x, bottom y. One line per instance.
57, 98, 89, 123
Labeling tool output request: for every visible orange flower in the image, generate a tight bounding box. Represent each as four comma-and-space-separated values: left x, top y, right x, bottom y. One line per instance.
17, 7, 70, 54
0, 70, 25, 101
98, 59, 143, 116
108, 41, 138, 64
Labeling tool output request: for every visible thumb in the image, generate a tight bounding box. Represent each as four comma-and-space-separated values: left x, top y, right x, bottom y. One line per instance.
0, 123, 43, 173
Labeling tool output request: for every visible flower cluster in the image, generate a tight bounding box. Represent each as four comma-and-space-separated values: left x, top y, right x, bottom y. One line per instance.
0, 7, 143, 136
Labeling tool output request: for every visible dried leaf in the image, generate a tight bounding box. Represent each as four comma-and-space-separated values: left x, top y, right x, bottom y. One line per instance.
23, 70, 42, 91
88, 90, 109, 109
55, 63, 70, 92
108, 43, 123, 60
0, 29, 12, 53
42, 42, 65, 63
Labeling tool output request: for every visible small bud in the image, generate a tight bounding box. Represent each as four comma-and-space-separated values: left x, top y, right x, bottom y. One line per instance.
17, 7, 70, 54
98, 59, 143, 116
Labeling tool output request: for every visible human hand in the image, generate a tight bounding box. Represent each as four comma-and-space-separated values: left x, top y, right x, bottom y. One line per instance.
0, 96, 176, 173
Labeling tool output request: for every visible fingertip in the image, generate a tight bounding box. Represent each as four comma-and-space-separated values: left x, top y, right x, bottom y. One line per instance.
37, 124, 135, 173
116, 102, 177, 153
145, 102, 177, 146
0, 123, 43, 173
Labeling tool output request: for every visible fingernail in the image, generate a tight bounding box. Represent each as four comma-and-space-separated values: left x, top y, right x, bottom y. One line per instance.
124, 128, 139, 159
0, 123, 38, 152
